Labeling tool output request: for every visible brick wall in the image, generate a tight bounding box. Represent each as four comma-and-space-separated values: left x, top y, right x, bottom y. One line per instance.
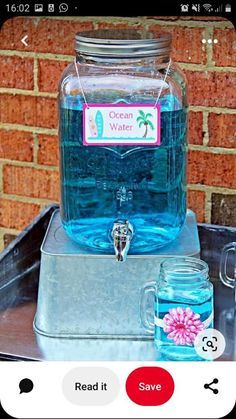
0, 16, 235, 251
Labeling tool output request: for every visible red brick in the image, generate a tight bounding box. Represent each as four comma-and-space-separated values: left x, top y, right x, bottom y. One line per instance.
187, 190, 205, 223
38, 60, 70, 93
185, 71, 236, 108
208, 113, 236, 148
0, 94, 57, 128
38, 135, 59, 166
0, 199, 40, 230
3, 165, 59, 200
149, 25, 206, 64
0, 56, 34, 90
0, 130, 33, 161
0, 17, 94, 54
188, 150, 236, 188
213, 29, 236, 67
0, 17, 35, 51
188, 111, 203, 145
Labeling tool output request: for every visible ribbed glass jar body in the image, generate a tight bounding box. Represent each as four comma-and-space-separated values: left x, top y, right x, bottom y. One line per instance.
58, 31, 188, 254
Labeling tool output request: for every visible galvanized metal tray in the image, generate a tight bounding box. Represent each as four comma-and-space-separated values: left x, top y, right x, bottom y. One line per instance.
34, 209, 200, 339
0, 204, 235, 361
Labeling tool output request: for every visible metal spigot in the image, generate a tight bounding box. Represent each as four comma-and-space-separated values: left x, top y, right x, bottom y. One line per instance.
112, 220, 133, 262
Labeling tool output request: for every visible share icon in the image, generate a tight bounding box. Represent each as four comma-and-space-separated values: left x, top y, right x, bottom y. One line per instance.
204, 378, 219, 394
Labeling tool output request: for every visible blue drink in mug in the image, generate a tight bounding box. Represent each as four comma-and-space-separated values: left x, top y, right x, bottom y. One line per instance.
141, 257, 214, 361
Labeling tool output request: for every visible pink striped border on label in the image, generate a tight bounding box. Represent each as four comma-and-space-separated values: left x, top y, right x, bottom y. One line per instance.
83, 103, 161, 146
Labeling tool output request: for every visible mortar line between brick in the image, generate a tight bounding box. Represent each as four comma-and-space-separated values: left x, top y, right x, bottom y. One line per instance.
0, 124, 58, 135
179, 63, 236, 72
188, 184, 236, 194
1, 50, 236, 72
140, 17, 232, 29
2, 185, 236, 201
188, 145, 236, 154
189, 106, 236, 114
33, 57, 39, 93
142, 18, 152, 32
140, 16, 150, 28
202, 112, 209, 146
1, 188, 234, 205
204, 190, 212, 223
29, 15, 233, 28
0, 50, 236, 73
4, 105, 236, 131
33, 133, 39, 164
34, 15, 144, 25
205, 26, 214, 67
0, 162, 3, 195
1, 144, 235, 166
39, 203, 48, 211
0, 159, 59, 170
0, 50, 74, 60
144, 17, 232, 29
0, 87, 57, 98
0, 231, 4, 252
1, 193, 58, 205
0, 226, 22, 235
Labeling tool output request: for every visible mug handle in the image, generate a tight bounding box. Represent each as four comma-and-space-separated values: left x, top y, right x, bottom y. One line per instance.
140, 282, 156, 333
219, 242, 236, 289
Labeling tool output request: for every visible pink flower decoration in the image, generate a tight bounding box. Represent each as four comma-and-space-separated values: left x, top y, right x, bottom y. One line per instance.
163, 307, 204, 346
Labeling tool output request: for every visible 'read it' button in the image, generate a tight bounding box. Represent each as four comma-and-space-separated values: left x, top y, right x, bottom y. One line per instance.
126, 367, 174, 406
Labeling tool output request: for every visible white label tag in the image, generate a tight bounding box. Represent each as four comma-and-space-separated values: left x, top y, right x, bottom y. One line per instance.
83, 104, 160, 146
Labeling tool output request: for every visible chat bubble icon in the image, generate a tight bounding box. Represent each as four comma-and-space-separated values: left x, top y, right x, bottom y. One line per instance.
19, 378, 34, 394
59, 3, 68, 12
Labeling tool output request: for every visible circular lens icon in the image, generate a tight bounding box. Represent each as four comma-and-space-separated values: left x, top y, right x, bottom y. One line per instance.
19, 378, 34, 394
194, 329, 226, 360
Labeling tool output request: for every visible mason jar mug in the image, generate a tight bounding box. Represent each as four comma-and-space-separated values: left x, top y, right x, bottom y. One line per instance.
141, 257, 214, 360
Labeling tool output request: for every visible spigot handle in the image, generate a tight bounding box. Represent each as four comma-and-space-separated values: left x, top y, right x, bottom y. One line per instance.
112, 220, 133, 262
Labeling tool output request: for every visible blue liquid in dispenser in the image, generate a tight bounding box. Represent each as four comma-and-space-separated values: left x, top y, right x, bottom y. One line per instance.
155, 292, 214, 361
59, 95, 187, 253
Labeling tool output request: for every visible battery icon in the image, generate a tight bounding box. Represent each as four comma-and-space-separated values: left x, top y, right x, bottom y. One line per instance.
225, 4, 231, 12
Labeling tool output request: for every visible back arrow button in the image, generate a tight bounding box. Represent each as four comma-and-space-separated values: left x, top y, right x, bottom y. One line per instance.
21, 35, 28, 46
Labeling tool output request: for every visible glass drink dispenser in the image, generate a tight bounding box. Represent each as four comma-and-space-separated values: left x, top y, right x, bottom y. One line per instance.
58, 30, 188, 261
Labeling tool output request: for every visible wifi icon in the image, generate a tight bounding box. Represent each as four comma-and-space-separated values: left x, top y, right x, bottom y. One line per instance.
203, 3, 214, 12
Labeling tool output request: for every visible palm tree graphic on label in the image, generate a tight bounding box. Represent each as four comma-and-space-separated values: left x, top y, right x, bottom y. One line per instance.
136, 110, 154, 138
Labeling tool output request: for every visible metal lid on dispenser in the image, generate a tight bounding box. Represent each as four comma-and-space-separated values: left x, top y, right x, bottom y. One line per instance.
75, 30, 172, 59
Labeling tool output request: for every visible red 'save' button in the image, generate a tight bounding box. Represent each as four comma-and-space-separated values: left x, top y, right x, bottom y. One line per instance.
126, 367, 174, 406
